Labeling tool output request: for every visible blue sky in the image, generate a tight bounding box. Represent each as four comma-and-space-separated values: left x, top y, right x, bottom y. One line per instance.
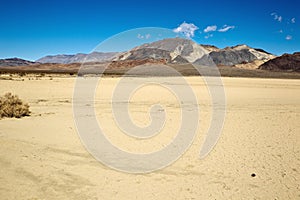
0, 0, 299, 61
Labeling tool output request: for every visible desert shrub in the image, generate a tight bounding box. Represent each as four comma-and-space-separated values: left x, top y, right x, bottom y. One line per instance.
0, 93, 30, 119
19, 72, 26, 77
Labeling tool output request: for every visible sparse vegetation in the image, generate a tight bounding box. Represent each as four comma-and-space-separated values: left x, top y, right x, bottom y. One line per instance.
19, 72, 26, 77
0, 93, 30, 119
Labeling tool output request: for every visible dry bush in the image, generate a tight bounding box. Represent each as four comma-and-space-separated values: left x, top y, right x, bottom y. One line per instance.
0, 93, 30, 119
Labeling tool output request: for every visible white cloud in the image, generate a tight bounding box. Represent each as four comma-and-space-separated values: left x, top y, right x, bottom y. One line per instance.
279, 29, 283, 33
271, 13, 283, 22
204, 25, 217, 33
173, 22, 199, 38
286, 35, 292, 40
137, 34, 144, 39
204, 34, 213, 39
137, 33, 151, 39
291, 18, 296, 23
218, 25, 235, 32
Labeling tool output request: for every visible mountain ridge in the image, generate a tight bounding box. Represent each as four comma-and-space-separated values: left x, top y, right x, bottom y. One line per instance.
259, 52, 300, 72
0, 58, 36, 67
113, 38, 276, 68
36, 52, 119, 64
34, 38, 275, 68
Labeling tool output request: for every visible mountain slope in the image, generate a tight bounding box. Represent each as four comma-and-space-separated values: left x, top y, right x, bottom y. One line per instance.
208, 45, 275, 66
0, 58, 35, 67
259, 52, 300, 72
114, 38, 211, 65
115, 47, 190, 64
36, 55, 73, 64
135, 38, 209, 63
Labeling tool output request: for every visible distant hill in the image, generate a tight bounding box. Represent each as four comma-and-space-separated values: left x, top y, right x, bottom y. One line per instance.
0, 58, 35, 67
36, 52, 118, 64
259, 52, 300, 72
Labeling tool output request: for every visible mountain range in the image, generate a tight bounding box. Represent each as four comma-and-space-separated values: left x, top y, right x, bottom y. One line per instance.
36, 38, 275, 68
0, 38, 299, 73
117, 38, 275, 67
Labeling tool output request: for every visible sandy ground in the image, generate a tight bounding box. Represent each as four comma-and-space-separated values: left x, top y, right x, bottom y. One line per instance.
0, 75, 299, 199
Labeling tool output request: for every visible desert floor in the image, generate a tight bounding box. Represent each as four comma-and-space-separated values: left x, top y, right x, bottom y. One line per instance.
0, 75, 299, 199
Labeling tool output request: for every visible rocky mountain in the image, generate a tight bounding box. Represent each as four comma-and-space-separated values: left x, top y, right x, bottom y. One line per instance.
201, 44, 220, 52
36, 52, 118, 64
115, 38, 209, 64
0, 58, 35, 67
259, 52, 300, 72
115, 38, 275, 67
36, 54, 73, 64
211, 45, 274, 66
116, 48, 189, 64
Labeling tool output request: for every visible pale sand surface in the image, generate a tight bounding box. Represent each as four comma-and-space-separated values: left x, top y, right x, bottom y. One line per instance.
0, 76, 299, 199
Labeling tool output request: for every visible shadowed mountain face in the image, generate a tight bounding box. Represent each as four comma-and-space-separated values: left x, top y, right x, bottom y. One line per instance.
0, 58, 35, 67
36, 52, 118, 64
209, 49, 257, 66
198, 44, 275, 66
259, 52, 300, 72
